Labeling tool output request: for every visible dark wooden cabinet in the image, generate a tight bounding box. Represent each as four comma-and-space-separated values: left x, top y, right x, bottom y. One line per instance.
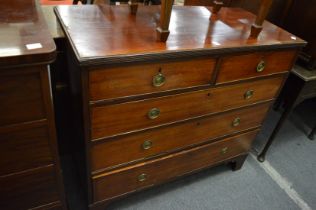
55, 4, 304, 210
0, 1, 66, 209
281, 0, 316, 68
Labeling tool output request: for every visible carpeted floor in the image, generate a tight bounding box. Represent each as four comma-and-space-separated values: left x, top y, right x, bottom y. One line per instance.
62, 91, 316, 210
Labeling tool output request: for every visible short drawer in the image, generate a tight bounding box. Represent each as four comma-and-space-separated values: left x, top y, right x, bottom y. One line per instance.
216, 50, 297, 84
91, 76, 284, 139
92, 130, 258, 202
0, 69, 46, 126
0, 165, 60, 210
91, 102, 270, 171
89, 58, 216, 101
0, 123, 53, 176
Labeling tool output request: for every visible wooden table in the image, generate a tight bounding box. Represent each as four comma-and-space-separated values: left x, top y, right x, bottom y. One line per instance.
258, 66, 316, 162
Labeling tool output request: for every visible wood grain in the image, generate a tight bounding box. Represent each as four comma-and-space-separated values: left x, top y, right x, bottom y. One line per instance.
217, 50, 297, 83
92, 130, 258, 202
0, 68, 45, 126
54, 5, 305, 66
0, 122, 52, 176
89, 58, 216, 101
0, 1, 65, 209
90, 102, 270, 171
91, 76, 284, 139
0, 0, 56, 67
0, 165, 60, 210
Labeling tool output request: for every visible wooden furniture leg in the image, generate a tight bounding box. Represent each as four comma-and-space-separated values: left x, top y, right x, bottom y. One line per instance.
156, 0, 173, 42
73, 0, 88, 4
257, 103, 294, 162
232, 154, 248, 171
130, 0, 138, 15
258, 100, 304, 162
250, 0, 273, 38
212, 0, 224, 14
308, 125, 316, 140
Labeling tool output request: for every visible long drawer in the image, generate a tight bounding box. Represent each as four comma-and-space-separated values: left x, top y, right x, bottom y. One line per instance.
92, 130, 258, 202
91, 76, 284, 139
216, 50, 296, 84
89, 58, 216, 101
0, 165, 60, 210
90, 102, 270, 172
0, 122, 53, 176
0, 69, 46, 126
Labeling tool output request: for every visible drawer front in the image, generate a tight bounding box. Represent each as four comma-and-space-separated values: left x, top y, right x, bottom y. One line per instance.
91, 76, 283, 139
93, 130, 258, 202
89, 58, 216, 101
0, 70, 45, 126
216, 50, 297, 84
91, 103, 270, 171
0, 165, 60, 210
0, 123, 53, 176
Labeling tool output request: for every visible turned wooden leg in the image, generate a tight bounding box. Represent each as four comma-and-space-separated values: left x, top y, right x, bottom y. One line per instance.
257, 96, 302, 163
308, 125, 316, 140
156, 0, 173, 42
212, 0, 224, 14
231, 154, 248, 171
130, 0, 138, 15
250, 0, 273, 38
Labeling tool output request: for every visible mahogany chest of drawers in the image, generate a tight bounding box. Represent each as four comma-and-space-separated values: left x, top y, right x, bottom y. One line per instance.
0, 1, 66, 209
55, 5, 305, 210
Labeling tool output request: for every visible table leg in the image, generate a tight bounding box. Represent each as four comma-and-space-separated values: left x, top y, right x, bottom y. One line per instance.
257, 104, 294, 162
258, 97, 305, 163
308, 125, 316, 140
257, 72, 307, 162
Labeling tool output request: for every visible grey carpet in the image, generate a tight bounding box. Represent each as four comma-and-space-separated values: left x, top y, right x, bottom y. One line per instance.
253, 98, 316, 209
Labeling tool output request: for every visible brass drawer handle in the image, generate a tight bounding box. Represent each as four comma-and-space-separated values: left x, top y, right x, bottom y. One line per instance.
221, 147, 228, 154
153, 72, 166, 87
232, 117, 241, 127
138, 173, 147, 182
148, 108, 160, 119
256, 60, 265, 72
244, 90, 254, 99
142, 140, 153, 150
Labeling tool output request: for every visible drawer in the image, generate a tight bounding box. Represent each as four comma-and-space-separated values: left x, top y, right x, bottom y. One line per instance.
91, 102, 270, 171
0, 69, 46, 126
0, 123, 53, 176
92, 130, 258, 202
89, 58, 216, 101
216, 50, 297, 84
0, 165, 60, 210
91, 76, 284, 139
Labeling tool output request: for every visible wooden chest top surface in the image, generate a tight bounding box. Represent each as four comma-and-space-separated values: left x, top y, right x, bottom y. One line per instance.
0, 0, 56, 67
55, 5, 305, 65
